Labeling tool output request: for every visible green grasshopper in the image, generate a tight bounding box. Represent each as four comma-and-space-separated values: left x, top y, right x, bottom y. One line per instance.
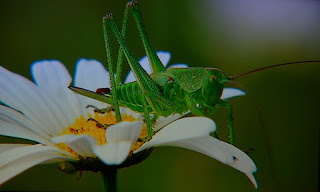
69, 1, 320, 144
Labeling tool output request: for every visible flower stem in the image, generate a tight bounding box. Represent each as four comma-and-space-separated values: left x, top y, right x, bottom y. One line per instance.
101, 167, 118, 192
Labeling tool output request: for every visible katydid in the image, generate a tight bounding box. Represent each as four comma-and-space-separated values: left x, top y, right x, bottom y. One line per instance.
69, 1, 320, 144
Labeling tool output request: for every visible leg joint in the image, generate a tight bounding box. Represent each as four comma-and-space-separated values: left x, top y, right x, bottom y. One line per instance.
127, 1, 138, 8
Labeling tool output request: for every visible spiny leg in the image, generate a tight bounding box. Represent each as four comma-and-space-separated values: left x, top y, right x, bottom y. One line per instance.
86, 88, 113, 113
103, 14, 156, 138
201, 100, 235, 144
218, 101, 235, 145
87, 118, 110, 129
126, 1, 166, 73
151, 114, 159, 124
105, 11, 180, 113
104, 14, 159, 102
86, 105, 114, 114
83, 8, 129, 114
195, 99, 235, 144
226, 104, 235, 145
104, 12, 181, 138
102, 15, 121, 122
89, 5, 129, 115
185, 96, 206, 116
114, 1, 164, 87
115, 5, 129, 87
141, 96, 153, 140
186, 97, 225, 141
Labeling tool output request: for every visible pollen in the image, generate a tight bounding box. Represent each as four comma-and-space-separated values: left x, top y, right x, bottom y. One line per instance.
58, 110, 148, 156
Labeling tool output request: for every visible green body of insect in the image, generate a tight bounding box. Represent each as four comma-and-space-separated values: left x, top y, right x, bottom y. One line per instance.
69, 1, 237, 143
69, 1, 320, 143
78, 67, 228, 117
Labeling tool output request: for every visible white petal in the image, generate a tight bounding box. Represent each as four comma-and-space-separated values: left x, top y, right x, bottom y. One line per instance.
0, 144, 75, 185
0, 144, 74, 168
134, 117, 215, 153
153, 113, 183, 131
74, 59, 110, 91
124, 51, 171, 83
93, 142, 132, 165
124, 72, 137, 84
0, 120, 52, 145
160, 136, 258, 188
52, 121, 143, 165
51, 134, 97, 157
0, 144, 31, 153
0, 66, 61, 136
73, 59, 111, 116
105, 121, 142, 143
0, 105, 51, 139
221, 88, 246, 100
32, 60, 71, 88
93, 121, 143, 165
168, 63, 188, 68
120, 107, 143, 120
32, 60, 82, 128
156, 51, 171, 67
224, 141, 258, 188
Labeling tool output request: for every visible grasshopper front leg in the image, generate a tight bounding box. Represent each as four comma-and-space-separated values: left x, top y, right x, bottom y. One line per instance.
187, 96, 235, 144
218, 100, 235, 145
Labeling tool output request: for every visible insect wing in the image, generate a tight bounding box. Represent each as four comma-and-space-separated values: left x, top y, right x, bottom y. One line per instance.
69, 86, 113, 104
167, 68, 207, 93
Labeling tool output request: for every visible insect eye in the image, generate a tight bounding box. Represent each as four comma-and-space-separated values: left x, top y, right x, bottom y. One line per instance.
209, 75, 216, 82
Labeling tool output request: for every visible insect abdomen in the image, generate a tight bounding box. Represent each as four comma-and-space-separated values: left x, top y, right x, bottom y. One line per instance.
116, 82, 146, 112
116, 80, 188, 115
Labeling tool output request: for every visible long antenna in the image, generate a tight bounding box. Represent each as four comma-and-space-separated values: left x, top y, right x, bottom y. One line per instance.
230, 60, 320, 80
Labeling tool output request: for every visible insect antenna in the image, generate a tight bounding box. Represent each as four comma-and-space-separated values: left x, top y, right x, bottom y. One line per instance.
228, 80, 280, 188
228, 80, 264, 138
230, 60, 320, 80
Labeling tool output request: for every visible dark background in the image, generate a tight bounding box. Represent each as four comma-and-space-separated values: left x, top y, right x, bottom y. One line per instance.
0, 0, 319, 191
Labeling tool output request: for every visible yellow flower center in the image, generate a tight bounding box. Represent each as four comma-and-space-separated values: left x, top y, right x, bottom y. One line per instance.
57, 111, 148, 157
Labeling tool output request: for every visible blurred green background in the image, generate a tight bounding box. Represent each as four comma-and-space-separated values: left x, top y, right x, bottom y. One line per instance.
0, 0, 319, 191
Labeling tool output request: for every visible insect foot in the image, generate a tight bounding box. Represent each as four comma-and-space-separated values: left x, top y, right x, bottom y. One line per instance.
127, 1, 138, 7
86, 105, 114, 114
104, 13, 113, 21
87, 118, 110, 129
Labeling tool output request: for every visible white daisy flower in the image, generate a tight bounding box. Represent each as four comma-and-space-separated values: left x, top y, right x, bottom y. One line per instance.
0, 51, 257, 189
